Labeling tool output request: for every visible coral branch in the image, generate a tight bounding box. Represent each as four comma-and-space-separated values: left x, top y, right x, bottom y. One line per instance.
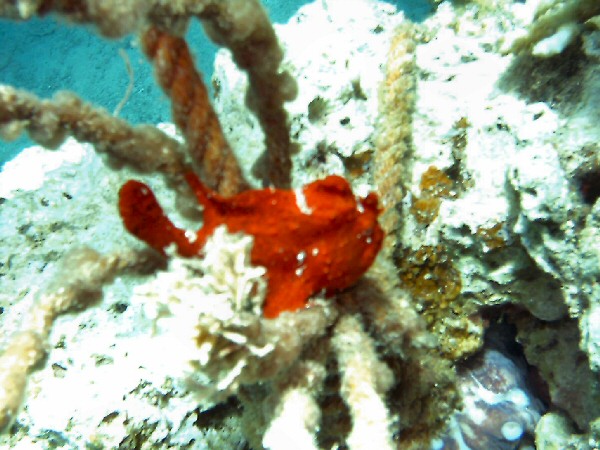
0, 0, 145, 37
0, 85, 188, 181
262, 387, 321, 450
508, 0, 600, 55
332, 315, 395, 450
262, 360, 326, 450
142, 27, 249, 196
0, 331, 44, 433
374, 23, 416, 238
112, 48, 134, 117
198, 0, 298, 188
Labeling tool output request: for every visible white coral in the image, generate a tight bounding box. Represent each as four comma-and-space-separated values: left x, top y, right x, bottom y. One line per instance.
135, 225, 271, 394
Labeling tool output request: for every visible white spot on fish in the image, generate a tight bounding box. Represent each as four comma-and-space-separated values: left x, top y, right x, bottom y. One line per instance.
297, 251, 306, 264
356, 196, 365, 213
294, 188, 313, 214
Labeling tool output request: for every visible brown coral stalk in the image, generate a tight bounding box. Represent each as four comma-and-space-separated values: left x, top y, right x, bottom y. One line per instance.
142, 26, 249, 196
0, 85, 188, 179
198, 0, 297, 188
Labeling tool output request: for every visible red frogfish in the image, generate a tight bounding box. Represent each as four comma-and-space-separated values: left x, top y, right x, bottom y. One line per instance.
118, 173, 383, 318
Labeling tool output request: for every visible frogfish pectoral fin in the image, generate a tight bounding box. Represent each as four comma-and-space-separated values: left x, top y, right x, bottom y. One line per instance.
119, 180, 193, 255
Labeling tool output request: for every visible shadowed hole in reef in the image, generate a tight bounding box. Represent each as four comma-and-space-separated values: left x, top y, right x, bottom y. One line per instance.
472, 305, 551, 410
195, 396, 243, 430
576, 168, 600, 205
498, 41, 589, 115
430, 305, 551, 449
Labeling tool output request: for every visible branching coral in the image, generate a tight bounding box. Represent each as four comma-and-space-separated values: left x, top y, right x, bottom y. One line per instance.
262, 362, 324, 450
0, 0, 296, 191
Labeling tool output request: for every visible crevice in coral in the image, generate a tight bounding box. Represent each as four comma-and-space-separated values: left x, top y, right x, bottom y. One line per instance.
499, 42, 589, 114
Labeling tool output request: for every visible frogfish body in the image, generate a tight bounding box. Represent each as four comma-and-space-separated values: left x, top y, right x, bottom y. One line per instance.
118, 173, 383, 318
